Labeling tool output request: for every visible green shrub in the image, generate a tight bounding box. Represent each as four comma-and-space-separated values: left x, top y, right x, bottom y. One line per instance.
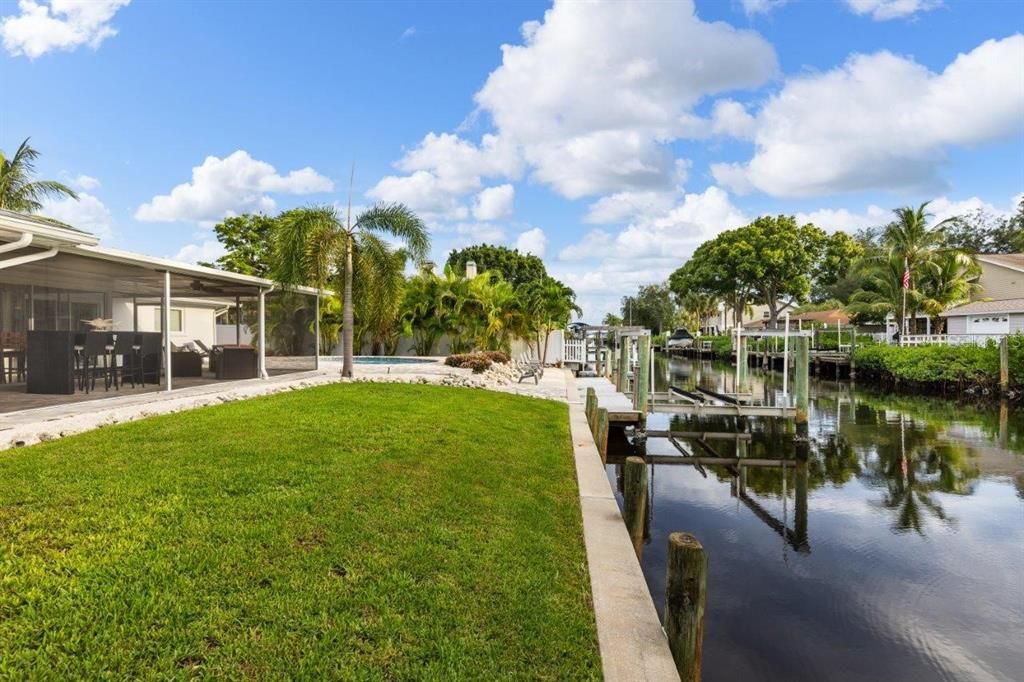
444, 351, 505, 372
852, 338, 1021, 388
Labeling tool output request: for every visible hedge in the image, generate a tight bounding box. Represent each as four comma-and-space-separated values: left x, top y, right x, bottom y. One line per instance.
853, 334, 1022, 390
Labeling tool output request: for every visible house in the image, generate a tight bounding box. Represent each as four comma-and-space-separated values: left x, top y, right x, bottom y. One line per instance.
939, 298, 1024, 336
0, 208, 322, 413
974, 254, 1024, 301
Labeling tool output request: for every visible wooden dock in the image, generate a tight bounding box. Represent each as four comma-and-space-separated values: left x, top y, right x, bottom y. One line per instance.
576, 376, 643, 425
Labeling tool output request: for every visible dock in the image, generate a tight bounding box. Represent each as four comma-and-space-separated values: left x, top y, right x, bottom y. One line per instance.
576, 376, 643, 425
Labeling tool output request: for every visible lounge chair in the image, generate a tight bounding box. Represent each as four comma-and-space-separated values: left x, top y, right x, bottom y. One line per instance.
517, 352, 543, 384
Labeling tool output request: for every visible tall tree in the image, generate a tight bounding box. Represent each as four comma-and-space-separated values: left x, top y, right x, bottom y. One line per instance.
812, 231, 865, 303
200, 213, 276, 276
445, 244, 547, 287
0, 138, 78, 213
522, 276, 581, 360
620, 284, 676, 334
274, 203, 428, 376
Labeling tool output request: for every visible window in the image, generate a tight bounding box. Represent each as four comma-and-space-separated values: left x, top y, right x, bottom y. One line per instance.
154, 308, 183, 332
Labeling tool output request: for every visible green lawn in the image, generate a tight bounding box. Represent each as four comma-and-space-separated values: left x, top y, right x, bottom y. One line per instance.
0, 384, 600, 680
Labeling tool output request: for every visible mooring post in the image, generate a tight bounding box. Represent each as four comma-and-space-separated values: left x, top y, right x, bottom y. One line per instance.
595, 331, 604, 376
623, 456, 648, 558
999, 336, 1009, 396
794, 335, 810, 424
586, 387, 598, 433
636, 333, 651, 419
595, 408, 609, 463
738, 332, 749, 392
665, 532, 707, 682
618, 335, 630, 393
849, 325, 857, 381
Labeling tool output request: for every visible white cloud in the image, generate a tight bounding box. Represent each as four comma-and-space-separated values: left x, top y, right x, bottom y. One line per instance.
474, 0, 777, 198
367, 170, 469, 221
845, 0, 942, 21
515, 227, 548, 257
471, 184, 515, 221
368, 133, 520, 220
584, 189, 680, 225
558, 229, 613, 261
174, 239, 226, 265
554, 185, 748, 318
741, 0, 789, 16
710, 99, 757, 139
795, 205, 890, 233
401, 26, 416, 39
71, 173, 100, 190
715, 36, 1024, 198
135, 150, 333, 224
794, 194, 1016, 234
41, 191, 113, 239
1, 0, 130, 58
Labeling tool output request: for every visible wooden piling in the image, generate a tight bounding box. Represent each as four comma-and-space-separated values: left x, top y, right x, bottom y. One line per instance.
636, 334, 651, 418
617, 336, 630, 393
737, 334, 748, 392
849, 325, 857, 381
794, 336, 810, 424
623, 456, 648, 558
595, 408, 609, 464
999, 336, 1009, 396
586, 387, 597, 433
664, 532, 707, 682
595, 331, 604, 376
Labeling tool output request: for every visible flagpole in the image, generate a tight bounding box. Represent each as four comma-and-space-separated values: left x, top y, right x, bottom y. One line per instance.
901, 257, 908, 343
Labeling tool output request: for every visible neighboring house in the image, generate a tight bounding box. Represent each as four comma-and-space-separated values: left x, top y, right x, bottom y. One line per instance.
700, 304, 775, 335
787, 309, 851, 329
973, 254, 1023, 301
940, 298, 1024, 336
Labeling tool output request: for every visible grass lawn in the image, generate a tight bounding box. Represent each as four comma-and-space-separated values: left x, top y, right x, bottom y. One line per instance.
0, 383, 600, 680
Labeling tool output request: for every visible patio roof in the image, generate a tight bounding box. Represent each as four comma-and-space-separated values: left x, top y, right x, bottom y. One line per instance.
0, 210, 322, 298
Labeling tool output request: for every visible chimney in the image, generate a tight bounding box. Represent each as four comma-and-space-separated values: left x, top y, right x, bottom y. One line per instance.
465, 260, 477, 279
422, 260, 436, 275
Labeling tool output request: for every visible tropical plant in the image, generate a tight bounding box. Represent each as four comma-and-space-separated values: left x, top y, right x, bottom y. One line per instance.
354, 245, 408, 355
522, 276, 581, 361
917, 250, 981, 332
274, 203, 428, 376
314, 294, 343, 354
400, 269, 448, 356
469, 272, 526, 352
0, 138, 78, 213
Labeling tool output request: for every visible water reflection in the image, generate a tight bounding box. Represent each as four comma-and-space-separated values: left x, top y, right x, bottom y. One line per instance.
609, 355, 1024, 681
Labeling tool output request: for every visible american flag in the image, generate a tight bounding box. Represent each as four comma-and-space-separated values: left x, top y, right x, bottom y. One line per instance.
902, 268, 911, 289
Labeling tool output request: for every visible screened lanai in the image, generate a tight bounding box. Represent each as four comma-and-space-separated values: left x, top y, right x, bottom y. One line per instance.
0, 209, 321, 415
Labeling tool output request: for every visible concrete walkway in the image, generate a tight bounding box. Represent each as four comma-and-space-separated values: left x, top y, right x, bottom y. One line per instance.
563, 371, 679, 681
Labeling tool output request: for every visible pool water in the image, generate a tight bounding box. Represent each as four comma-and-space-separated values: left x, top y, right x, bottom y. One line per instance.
323, 356, 438, 365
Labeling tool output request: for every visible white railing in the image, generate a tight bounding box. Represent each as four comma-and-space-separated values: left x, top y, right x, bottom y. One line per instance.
564, 338, 585, 363
899, 333, 1005, 347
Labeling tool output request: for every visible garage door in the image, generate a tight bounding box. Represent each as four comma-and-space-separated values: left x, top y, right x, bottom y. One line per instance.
967, 315, 1009, 334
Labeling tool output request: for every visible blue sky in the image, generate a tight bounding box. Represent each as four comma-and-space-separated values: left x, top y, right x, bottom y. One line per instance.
2, 0, 1022, 318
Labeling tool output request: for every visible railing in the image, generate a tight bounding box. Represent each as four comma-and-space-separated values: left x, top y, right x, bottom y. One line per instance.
899, 333, 1005, 347
564, 338, 585, 363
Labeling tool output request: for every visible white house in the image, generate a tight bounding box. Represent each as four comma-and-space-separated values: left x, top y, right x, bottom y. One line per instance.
940, 298, 1024, 336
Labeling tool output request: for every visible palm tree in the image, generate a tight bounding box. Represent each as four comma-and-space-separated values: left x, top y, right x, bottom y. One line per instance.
400, 269, 447, 356
0, 138, 78, 212
848, 251, 913, 324
470, 274, 525, 352
918, 251, 981, 332
312, 294, 343, 354
522, 277, 581, 361
274, 204, 428, 376
882, 202, 954, 333
355, 245, 408, 355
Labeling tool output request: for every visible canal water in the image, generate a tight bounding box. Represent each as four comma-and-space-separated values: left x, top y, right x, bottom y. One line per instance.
606, 354, 1023, 682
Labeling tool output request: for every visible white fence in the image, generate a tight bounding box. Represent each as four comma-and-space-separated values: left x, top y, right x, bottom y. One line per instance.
564, 338, 585, 364
899, 333, 1005, 347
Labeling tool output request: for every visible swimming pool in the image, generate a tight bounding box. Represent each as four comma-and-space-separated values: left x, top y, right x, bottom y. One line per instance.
321, 356, 439, 365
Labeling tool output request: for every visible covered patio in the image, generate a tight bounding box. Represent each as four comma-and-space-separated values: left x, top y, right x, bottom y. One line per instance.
0, 209, 323, 416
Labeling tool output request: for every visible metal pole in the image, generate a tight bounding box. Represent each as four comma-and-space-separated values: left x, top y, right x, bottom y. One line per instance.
132, 295, 138, 332
258, 288, 267, 379
782, 312, 790, 399
235, 295, 241, 345
314, 293, 320, 370
163, 270, 172, 392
